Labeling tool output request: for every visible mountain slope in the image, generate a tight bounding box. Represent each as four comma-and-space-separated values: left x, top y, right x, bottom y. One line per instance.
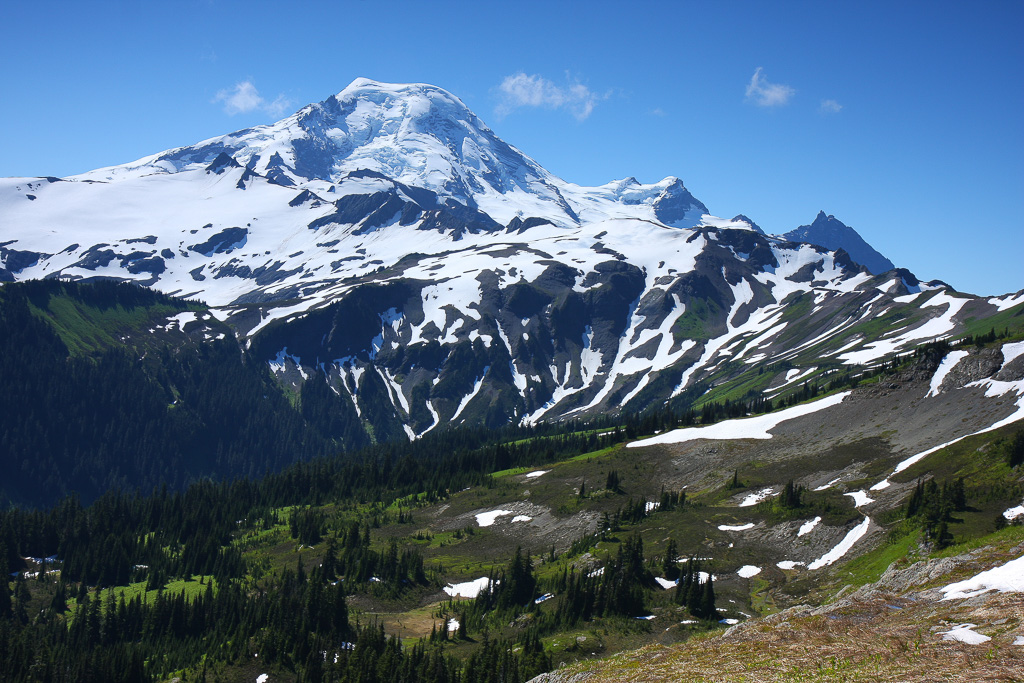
0, 280, 359, 507
781, 210, 896, 275
2, 79, 1022, 442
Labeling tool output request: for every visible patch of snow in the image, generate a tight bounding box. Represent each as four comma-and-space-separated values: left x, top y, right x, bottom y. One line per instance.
845, 490, 875, 507
776, 561, 805, 570
1014, 636, 1024, 646
720, 618, 740, 625
443, 576, 495, 598
654, 577, 678, 589
645, 501, 660, 513
718, 523, 755, 531
814, 478, 840, 491
534, 593, 554, 604
739, 488, 776, 507
635, 615, 656, 620
629, 392, 850, 448
797, 517, 821, 537
737, 565, 761, 578
870, 479, 891, 491
524, 470, 549, 479
1001, 341, 1024, 367
1002, 501, 1024, 521
447, 618, 460, 632
511, 515, 532, 523
941, 553, 1024, 600
475, 510, 512, 527
257, 675, 269, 683
587, 566, 605, 578
938, 624, 991, 645
808, 517, 871, 570
989, 292, 1024, 311
926, 350, 970, 397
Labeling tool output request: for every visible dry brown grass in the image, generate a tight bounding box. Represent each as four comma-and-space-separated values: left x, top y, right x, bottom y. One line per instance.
533, 557, 1024, 682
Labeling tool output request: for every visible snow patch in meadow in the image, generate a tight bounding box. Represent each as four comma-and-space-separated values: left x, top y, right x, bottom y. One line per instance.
447, 618, 460, 632
257, 674, 269, 683
737, 565, 761, 578
718, 523, 755, 531
475, 510, 512, 527
777, 561, 805, 570
443, 576, 494, 598
808, 517, 871, 570
739, 488, 776, 507
814, 478, 840, 492
938, 624, 991, 644
845, 491, 875, 507
524, 470, 549, 479
628, 392, 850, 448
941, 553, 1024, 600
720, 618, 740, 625
797, 517, 821, 537
654, 577, 678, 590
1003, 501, 1024, 521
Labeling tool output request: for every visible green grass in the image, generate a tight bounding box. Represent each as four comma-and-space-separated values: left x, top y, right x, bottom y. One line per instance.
672, 297, 722, 341
67, 575, 219, 620
840, 529, 922, 587
28, 293, 200, 356
956, 300, 1024, 340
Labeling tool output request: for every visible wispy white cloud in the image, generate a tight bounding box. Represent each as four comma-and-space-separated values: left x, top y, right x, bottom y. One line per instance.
496, 72, 607, 121
820, 99, 843, 114
745, 67, 795, 107
651, 107, 667, 117
214, 81, 292, 117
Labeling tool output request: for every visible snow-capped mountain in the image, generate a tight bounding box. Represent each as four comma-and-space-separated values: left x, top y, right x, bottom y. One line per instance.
1, 78, 1021, 440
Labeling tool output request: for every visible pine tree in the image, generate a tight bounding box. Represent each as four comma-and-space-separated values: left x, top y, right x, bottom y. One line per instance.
700, 573, 717, 620
0, 577, 11, 620
1009, 430, 1024, 468
662, 539, 679, 582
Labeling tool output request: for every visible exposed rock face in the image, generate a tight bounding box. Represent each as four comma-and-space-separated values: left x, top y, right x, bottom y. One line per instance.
940, 347, 1004, 392
781, 211, 895, 275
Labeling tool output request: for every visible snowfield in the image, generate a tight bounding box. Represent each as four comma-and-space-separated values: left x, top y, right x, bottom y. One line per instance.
443, 577, 494, 598
808, 517, 871, 570
941, 553, 1024, 600
628, 392, 851, 448
475, 510, 512, 527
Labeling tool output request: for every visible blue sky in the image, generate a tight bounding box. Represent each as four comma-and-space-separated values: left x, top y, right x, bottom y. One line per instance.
2, 1, 1021, 295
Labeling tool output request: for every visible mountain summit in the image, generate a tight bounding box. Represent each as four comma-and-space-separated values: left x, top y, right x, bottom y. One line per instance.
72, 78, 704, 230
3, 79, 1015, 437
781, 210, 895, 275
